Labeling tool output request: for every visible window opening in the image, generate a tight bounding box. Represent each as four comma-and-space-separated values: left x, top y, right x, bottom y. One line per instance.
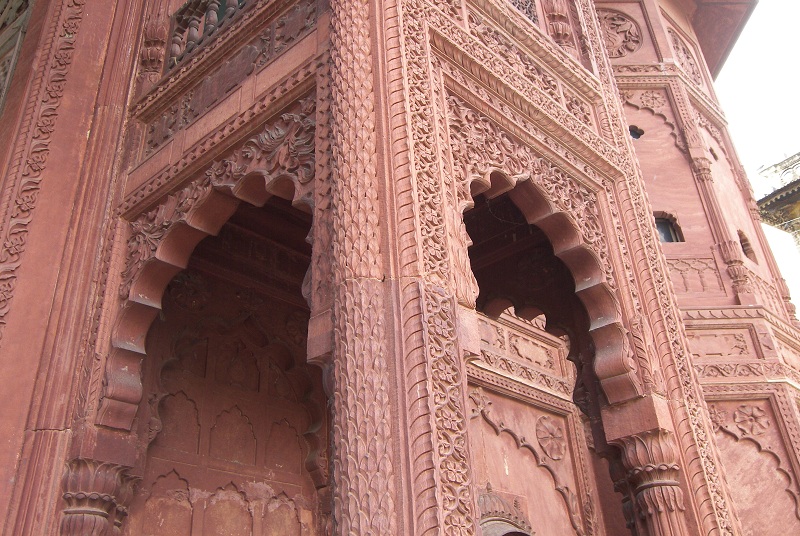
654, 213, 684, 243
738, 230, 757, 262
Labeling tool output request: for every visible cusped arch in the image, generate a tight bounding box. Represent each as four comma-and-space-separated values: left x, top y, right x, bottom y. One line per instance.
98, 97, 319, 431
464, 170, 640, 405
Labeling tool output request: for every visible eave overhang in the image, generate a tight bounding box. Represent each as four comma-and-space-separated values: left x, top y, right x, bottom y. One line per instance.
692, 0, 758, 78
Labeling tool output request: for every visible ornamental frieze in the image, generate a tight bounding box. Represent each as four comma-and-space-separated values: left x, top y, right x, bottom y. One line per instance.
142, 0, 318, 155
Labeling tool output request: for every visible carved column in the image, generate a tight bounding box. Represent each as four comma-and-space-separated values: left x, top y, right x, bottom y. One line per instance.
612, 430, 690, 536
610, 457, 641, 536
60, 458, 137, 536
327, 0, 399, 532
690, 156, 756, 305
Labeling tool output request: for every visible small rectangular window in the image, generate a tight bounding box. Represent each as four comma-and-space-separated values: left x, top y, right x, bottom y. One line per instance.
656, 218, 680, 243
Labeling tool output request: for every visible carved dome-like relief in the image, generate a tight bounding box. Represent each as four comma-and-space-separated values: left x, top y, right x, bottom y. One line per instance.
478, 483, 534, 536
595, 9, 642, 58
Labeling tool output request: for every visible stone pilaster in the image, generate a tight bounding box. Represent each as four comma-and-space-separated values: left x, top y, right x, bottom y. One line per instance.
327, 0, 399, 532
612, 429, 690, 536
60, 458, 137, 536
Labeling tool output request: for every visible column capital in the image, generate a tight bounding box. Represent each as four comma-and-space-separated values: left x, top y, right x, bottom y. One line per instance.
60, 458, 138, 536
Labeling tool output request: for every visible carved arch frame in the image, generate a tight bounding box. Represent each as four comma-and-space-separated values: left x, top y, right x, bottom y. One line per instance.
399, 1, 739, 532
82, 54, 337, 503
443, 87, 641, 406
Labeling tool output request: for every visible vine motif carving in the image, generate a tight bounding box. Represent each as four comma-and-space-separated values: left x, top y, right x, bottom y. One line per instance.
668, 29, 703, 86
401, 2, 478, 532
205, 97, 316, 187
595, 9, 642, 58
0, 0, 86, 342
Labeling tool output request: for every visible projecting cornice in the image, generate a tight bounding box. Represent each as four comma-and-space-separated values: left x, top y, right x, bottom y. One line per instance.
692, 0, 758, 78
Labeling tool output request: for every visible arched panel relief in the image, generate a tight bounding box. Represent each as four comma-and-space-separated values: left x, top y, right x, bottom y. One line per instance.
468, 387, 595, 535
708, 400, 800, 524
141, 272, 327, 489
98, 94, 318, 432
445, 93, 644, 404
619, 89, 688, 155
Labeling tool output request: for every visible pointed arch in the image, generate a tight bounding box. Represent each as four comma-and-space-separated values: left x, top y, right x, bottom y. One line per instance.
98, 95, 320, 431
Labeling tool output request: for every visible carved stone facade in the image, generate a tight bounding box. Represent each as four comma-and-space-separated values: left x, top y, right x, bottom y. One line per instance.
4, 0, 800, 535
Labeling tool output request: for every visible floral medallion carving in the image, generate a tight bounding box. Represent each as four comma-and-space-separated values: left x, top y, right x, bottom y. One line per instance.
535, 415, 566, 460
596, 9, 642, 58
733, 405, 771, 437
639, 90, 667, 113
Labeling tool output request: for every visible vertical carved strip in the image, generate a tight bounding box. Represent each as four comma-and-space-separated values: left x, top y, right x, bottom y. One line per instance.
328, 0, 398, 531
399, 1, 478, 533
380, 0, 442, 531
0, 0, 86, 341
577, 2, 741, 532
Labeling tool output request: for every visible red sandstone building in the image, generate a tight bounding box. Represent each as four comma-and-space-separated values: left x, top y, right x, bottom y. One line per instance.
1, 0, 799, 534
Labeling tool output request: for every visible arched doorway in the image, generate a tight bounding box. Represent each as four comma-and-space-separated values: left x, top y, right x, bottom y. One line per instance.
463, 186, 613, 535
124, 198, 329, 535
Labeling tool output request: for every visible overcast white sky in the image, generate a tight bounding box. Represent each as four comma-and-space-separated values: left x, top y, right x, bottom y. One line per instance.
715, 0, 800, 198
714, 0, 800, 304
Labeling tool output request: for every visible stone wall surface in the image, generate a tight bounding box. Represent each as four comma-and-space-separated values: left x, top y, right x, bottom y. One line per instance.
0, 0, 797, 535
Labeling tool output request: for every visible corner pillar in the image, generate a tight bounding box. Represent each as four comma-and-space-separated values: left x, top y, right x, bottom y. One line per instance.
60, 458, 137, 536
603, 396, 691, 536
326, 0, 401, 531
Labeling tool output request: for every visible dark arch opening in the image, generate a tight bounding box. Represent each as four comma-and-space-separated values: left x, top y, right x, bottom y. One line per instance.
464, 192, 607, 420
126, 196, 329, 533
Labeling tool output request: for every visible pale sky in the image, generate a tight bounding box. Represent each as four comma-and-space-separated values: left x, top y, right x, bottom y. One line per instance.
715, 0, 800, 305
715, 0, 800, 198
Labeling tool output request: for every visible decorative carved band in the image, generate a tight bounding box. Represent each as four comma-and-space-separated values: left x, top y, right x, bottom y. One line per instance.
0, 0, 86, 342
